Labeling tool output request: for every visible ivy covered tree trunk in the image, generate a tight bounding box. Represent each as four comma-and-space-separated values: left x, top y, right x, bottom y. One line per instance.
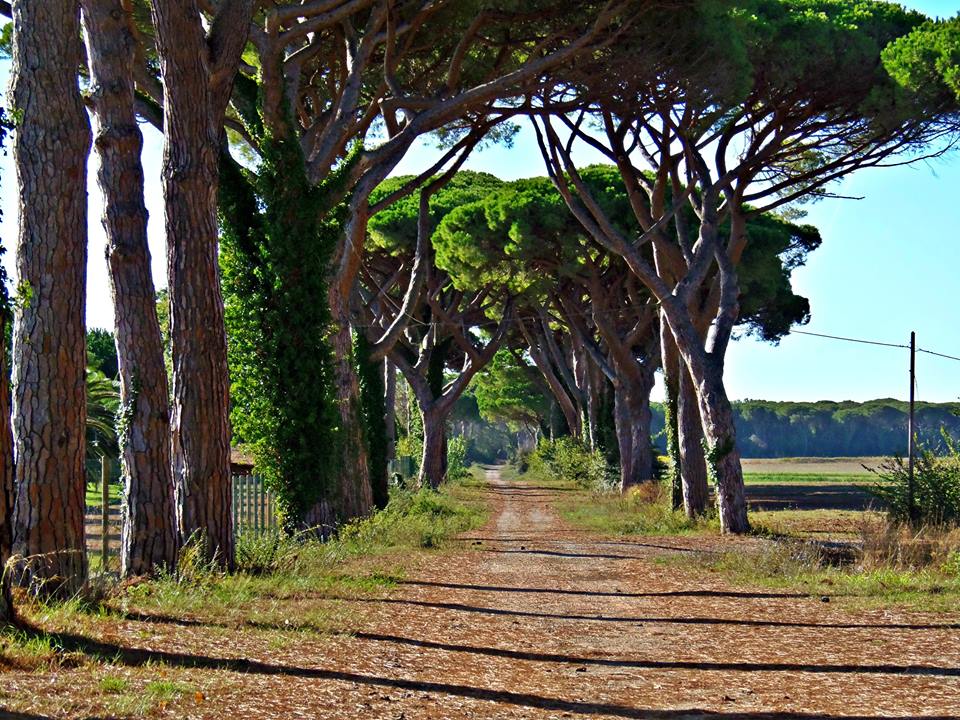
678, 363, 709, 517
83, 0, 177, 577
9, 0, 91, 597
683, 352, 748, 533
357, 335, 389, 510
419, 405, 448, 490
594, 378, 620, 468
330, 297, 374, 520
660, 324, 683, 509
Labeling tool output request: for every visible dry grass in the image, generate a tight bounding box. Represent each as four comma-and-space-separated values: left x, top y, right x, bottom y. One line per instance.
750, 509, 885, 539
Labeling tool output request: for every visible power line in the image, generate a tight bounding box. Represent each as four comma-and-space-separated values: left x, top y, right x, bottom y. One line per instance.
791, 329, 909, 350
917, 347, 960, 363
791, 329, 960, 365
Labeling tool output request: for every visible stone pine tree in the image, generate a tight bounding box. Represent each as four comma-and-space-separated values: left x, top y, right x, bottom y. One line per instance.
532, 0, 959, 532
82, 0, 178, 577
9, 0, 92, 596
362, 172, 513, 488
218, 0, 630, 526
149, 0, 253, 567
436, 168, 820, 503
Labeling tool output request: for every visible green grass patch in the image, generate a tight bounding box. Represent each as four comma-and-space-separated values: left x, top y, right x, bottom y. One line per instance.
85, 481, 122, 508
144, 680, 194, 703
744, 472, 873, 485
98, 675, 130, 694
559, 489, 715, 536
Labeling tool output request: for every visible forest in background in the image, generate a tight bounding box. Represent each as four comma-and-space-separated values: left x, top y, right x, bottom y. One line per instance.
453, 387, 960, 462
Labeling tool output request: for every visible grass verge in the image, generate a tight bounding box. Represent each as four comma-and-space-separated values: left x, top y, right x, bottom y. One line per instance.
0, 473, 489, 717
697, 537, 960, 613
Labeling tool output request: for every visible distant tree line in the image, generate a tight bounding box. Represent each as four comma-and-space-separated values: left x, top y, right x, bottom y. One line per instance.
722, 399, 960, 458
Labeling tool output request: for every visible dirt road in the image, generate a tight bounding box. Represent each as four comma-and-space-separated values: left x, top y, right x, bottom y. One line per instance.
4, 467, 960, 719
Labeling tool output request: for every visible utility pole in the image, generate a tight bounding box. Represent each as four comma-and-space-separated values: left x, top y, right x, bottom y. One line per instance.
908, 331, 916, 525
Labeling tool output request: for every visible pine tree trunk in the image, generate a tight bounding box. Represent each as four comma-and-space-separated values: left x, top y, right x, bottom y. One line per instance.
419, 406, 448, 490
83, 0, 178, 577
0, 316, 14, 622
150, 0, 235, 567
9, 0, 91, 597
660, 322, 683, 509
165, 136, 233, 566
613, 385, 634, 490
615, 382, 654, 492
678, 363, 709, 518
689, 359, 748, 533
330, 300, 373, 520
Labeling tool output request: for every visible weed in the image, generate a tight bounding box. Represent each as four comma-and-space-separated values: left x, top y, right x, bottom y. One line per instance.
145, 680, 193, 702
869, 443, 960, 526
99, 675, 129, 694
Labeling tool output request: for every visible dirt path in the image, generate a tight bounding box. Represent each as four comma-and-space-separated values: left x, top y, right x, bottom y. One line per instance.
5, 467, 960, 719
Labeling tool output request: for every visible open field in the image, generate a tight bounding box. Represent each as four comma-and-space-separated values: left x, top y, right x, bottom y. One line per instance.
742, 456, 883, 478
741, 457, 880, 516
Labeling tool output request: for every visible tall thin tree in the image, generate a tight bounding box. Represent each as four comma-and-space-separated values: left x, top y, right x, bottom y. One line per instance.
0, 108, 15, 622
149, 0, 252, 567
9, 0, 92, 595
83, 0, 178, 576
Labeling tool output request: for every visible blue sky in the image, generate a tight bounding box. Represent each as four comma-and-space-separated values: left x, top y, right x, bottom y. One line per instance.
1, 0, 959, 403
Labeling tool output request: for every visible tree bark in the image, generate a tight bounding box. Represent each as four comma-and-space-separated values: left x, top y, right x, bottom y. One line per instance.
10, 0, 91, 597
0, 314, 14, 621
681, 351, 748, 533
419, 405, 448, 490
330, 295, 374, 521
614, 380, 655, 492
150, 0, 251, 567
83, 0, 177, 577
678, 361, 709, 518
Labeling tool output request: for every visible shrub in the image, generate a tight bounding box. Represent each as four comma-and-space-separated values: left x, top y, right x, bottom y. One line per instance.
446, 435, 469, 481
235, 530, 303, 576
509, 445, 533, 473
530, 437, 615, 491
337, 486, 484, 551
869, 436, 960, 527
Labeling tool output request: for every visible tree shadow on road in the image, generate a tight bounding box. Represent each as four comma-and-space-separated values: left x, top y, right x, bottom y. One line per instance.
398, 579, 811, 599
8, 624, 960, 720
339, 596, 960, 631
